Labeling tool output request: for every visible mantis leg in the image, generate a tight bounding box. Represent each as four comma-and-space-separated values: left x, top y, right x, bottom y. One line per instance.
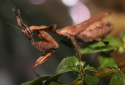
13, 9, 34, 41
32, 31, 59, 68
32, 31, 59, 51
32, 51, 53, 77
29, 24, 57, 32
70, 36, 84, 77
70, 36, 82, 61
32, 31, 59, 77
32, 51, 53, 69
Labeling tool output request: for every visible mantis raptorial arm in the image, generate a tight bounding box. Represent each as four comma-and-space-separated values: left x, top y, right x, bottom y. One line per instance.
29, 24, 57, 32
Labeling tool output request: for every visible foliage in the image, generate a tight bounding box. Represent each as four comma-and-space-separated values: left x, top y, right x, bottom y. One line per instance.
110, 70, 125, 85
21, 32, 125, 85
56, 56, 85, 74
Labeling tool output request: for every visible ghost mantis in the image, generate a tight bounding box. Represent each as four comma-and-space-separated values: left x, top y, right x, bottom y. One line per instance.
13, 9, 112, 76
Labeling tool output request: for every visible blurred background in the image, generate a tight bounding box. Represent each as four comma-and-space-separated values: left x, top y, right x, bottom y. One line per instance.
0, 0, 125, 85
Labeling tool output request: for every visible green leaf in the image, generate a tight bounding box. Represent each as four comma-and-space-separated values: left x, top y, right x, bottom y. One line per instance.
93, 67, 116, 78
120, 32, 125, 49
104, 37, 123, 47
104, 37, 124, 52
43, 73, 63, 85
49, 82, 67, 85
110, 71, 125, 85
98, 56, 117, 69
21, 76, 51, 85
84, 74, 99, 85
120, 32, 125, 43
88, 42, 106, 48
79, 41, 116, 54
56, 56, 85, 74
85, 65, 97, 72
80, 46, 115, 54
70, 79, 84, 85
21, 73, 65, 85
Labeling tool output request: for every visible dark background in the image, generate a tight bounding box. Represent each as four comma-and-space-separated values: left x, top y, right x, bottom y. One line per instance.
0, 0, 125, 85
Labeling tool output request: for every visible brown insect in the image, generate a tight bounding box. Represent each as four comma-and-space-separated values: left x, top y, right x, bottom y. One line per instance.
13, 9, 112, 75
